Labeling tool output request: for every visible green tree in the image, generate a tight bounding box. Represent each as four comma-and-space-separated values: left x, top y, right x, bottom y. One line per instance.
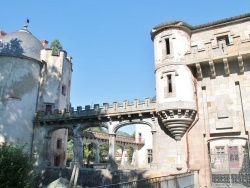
0, 143, 36, 188
99, 144, 109, 163
66, 138, 74, 166
127, 132, 135, 162
83, 142, 96, 166
127, 147, 134, 163
50, 39, 63, 55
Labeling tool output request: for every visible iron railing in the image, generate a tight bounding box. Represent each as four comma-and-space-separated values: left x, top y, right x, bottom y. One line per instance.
210, 153, 250, 187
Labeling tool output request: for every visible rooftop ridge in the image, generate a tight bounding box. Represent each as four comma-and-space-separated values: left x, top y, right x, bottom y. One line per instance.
151, 12, 250, 39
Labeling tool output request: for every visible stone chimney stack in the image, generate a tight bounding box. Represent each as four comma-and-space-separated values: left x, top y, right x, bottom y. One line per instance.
0, 30, 7, 38
41, 40, 49, 48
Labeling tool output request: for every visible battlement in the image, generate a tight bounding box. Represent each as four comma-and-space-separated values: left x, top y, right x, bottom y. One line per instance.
35, 98, 156, 122
185, 34, 250, 64
41, 48, 68, 58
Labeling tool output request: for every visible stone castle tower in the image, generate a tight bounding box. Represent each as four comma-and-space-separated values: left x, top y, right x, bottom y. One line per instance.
0, 25, 72, 167
151, 22, 197, 171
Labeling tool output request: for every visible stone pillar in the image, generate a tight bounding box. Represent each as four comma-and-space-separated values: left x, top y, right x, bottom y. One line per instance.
134, 145, 139, 168
150, 130, 158, 170
94, 143, 100, 163
176, 140, 182, 170
108, 134, 116, 163
121, 147, 125, 166
190, 169, 200, 188
45, 135, 51, 166
108, 133, 118, 170
72, 135, 82, 167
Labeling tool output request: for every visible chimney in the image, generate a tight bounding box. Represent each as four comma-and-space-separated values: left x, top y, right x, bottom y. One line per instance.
0, 30, 7, 38
41, 40, 49, 48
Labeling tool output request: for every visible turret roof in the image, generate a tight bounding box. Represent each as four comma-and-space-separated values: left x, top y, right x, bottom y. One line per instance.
0, 27, 44, 61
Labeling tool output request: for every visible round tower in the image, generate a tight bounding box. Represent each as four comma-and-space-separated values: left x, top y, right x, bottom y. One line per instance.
151, 21, 197, 170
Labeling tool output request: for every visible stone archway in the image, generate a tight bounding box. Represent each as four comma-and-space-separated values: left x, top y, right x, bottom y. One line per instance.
45, 125, 75, 167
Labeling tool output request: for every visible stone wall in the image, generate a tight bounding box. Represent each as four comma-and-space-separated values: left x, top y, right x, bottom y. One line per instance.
37, 167, 195, 187
37, 167, 145, 187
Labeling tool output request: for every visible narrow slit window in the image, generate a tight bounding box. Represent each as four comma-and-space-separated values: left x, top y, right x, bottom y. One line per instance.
147, 149, 153, 163
62, 85, 66, 95
57, 139, 62, 149
165, 38, 170, 55
167, 74, 172, 93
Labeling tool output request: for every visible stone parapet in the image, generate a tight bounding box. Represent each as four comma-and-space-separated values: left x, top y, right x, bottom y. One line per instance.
35, 98, 156, 124
81, 131, 145, 145
184, 39, 250, 65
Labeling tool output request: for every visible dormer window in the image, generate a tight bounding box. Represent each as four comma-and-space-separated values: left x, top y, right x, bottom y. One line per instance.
217, 35, 230, 45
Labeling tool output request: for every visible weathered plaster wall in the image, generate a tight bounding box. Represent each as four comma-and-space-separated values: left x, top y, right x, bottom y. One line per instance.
50, 129, 68, 166
0, 56, 40, 150
135, 124, 152, 168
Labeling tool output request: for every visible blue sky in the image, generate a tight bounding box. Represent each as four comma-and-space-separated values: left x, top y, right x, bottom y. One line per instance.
1, 1, 250, 134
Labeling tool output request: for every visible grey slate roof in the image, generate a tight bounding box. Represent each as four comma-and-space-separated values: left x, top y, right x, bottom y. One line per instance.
0, 28, 44, 61
151, 12, 250, 39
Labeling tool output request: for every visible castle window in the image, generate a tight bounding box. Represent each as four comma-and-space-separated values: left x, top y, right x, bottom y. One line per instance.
45, 104, 52, 112
217, 35, 230, 45
167, 74, 172, 93
164, 73, 175, 98
216, 146, 225, 163
147, 149, 153, 163
57, 139, 62, 149
54, 155, 60, 166
138, 133, 142, 143
62, 85, 66, 95
165, 38, 170, 55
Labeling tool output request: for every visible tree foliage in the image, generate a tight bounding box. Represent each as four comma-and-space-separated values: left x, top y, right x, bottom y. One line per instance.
83, 142, 96, 165
66, 139, 74, 165
50, 39, 63, 55
99, 144, 109, 163
0, 143, 36, 188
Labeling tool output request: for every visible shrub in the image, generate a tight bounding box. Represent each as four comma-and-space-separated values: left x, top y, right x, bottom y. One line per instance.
0, 143, 36, 188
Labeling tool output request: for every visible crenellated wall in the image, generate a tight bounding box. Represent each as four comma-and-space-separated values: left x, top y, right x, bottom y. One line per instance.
35, 98, 156, 121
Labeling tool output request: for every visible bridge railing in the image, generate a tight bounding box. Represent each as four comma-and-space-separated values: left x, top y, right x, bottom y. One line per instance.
93, 172, 194, 188
35, 98, 156, 121
81, 131, 145, 145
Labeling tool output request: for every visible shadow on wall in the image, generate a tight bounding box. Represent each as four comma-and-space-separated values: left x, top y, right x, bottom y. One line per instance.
0, 38, 24, 55
158, 120, 175, 140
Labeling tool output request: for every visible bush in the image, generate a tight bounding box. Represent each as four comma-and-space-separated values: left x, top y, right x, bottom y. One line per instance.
0, 143, 36, 188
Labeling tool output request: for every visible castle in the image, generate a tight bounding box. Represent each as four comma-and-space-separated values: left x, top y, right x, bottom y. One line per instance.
1, 13, 250, 187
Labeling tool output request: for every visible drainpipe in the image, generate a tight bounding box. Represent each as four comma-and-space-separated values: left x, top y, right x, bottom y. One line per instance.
186, 78, 199, 170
